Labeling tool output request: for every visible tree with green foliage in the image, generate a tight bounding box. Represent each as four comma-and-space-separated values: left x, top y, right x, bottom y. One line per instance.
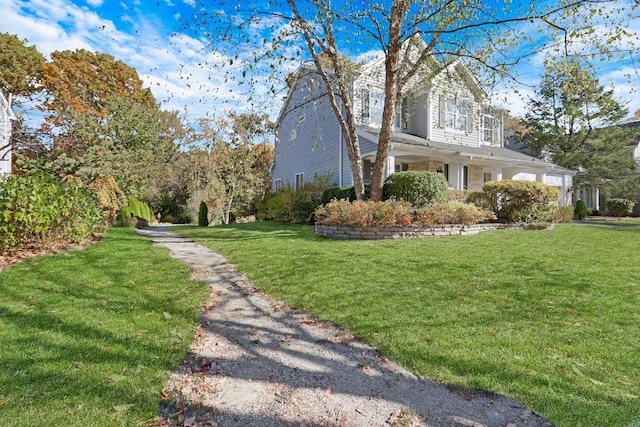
187, 113, 273, 224
184, 0, 637, 201
521, 57, 640, 198
38, 49, 156, 153
0, 33, 46, 164
20, 94, 182, 201
0, 33, 45, 98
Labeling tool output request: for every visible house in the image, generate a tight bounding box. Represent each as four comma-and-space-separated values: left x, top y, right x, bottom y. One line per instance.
271, 42, 575, 206
0, 90, 16, 177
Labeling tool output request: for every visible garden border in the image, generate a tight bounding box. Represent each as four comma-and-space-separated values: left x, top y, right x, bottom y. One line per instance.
315, 222, 551, 240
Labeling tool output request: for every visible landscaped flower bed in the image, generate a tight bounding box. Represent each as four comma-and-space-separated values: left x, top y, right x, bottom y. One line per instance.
315, 222, 530, 240
314, 198, 554, 240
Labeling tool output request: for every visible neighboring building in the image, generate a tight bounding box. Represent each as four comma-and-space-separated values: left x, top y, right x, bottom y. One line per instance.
0, 90, 16, 177
271, 39, 575, 206
507, 121, 640, 215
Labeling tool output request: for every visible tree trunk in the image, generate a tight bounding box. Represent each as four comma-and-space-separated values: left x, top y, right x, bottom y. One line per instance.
369, 0, 408, 202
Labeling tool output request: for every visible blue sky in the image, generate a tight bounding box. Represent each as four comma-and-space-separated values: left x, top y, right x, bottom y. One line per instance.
1, 0, 639, 122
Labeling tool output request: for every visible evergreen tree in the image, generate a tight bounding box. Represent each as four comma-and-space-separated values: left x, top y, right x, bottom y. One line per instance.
521, 57, 639, 198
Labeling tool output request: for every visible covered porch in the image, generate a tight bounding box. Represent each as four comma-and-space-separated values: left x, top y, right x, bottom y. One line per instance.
358, 128, 575, 206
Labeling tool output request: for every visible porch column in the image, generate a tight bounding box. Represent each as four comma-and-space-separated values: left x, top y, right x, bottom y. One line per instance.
385, 155, 395, 179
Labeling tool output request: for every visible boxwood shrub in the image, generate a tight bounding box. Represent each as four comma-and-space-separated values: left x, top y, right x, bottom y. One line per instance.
383, 171, 448, 207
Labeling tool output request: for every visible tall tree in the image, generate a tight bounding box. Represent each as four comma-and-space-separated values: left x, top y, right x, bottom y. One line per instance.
185, 0, 637, 200
521, 57, 639, 198
186, 114, 273, 224
0, 33, 44, 98
0, 33, 46, 165
39, 49, 156, 152
23, 96, 181, 200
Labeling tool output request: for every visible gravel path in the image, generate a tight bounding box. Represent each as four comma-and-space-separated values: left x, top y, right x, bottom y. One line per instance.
136, 226, 553, 427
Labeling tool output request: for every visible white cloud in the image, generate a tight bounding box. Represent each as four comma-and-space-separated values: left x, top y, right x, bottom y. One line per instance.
182, 0, 194, 6
1, 0, 283, 122
86, 0, 102, 6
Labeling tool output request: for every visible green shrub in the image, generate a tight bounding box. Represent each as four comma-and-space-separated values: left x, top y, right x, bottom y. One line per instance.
320, 183, 371, 204
605, 198, 636, 217
257, 181, 330, 224
314, 199, 414, 227
466, 191, 489, 209
482, 180, 561, 223
574, 199, 588, 220
415, 201, 487, 225
198, 201, 209, 226
116, 197, 154, 224
383, 171, 448, 207
0, 174, 108, 254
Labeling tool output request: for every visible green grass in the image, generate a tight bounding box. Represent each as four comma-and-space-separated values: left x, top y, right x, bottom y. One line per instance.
0, 228, 210, 427
175, 222, 640, 427
584, 217, 640, 225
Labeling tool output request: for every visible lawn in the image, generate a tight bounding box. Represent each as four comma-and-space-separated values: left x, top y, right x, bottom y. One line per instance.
584, 217, 640, 226
174, 222, 640, 427
0, 227, 210, 427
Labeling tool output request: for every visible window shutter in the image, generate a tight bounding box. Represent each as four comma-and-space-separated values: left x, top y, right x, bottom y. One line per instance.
439, 96, 445, 128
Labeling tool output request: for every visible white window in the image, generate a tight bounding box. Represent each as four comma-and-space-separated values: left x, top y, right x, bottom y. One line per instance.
441, 96, 471, 132
289, 129, 297, 141
482, 114, 495, 144
274, 179, 282, 190
298, 114, 306, 123
362, 89, 384, 126
295, 173, 304, 190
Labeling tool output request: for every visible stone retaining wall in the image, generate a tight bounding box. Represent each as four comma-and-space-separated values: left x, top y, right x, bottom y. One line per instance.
315, 222, 528, 240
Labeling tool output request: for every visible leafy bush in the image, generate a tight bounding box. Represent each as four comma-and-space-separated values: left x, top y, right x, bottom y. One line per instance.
554, 206, 575, 223
383, 171, 448, 207
320, 183, 371, 204
574, 199, 588, 220
198, 201, 209, 226
481, 180, 561, 223
315, 199, 414, 227
116, 197, 155, 224
447, 189, 473, 203
0, 174, 108, 254
256, 181, 329, 224
88, 175, 128, 213
415, 201, 487, 225
605, 198, 636, 217
315, 200, 489, 227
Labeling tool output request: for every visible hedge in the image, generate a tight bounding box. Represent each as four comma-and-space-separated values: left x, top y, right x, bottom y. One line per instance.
0, 174, 108, 254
